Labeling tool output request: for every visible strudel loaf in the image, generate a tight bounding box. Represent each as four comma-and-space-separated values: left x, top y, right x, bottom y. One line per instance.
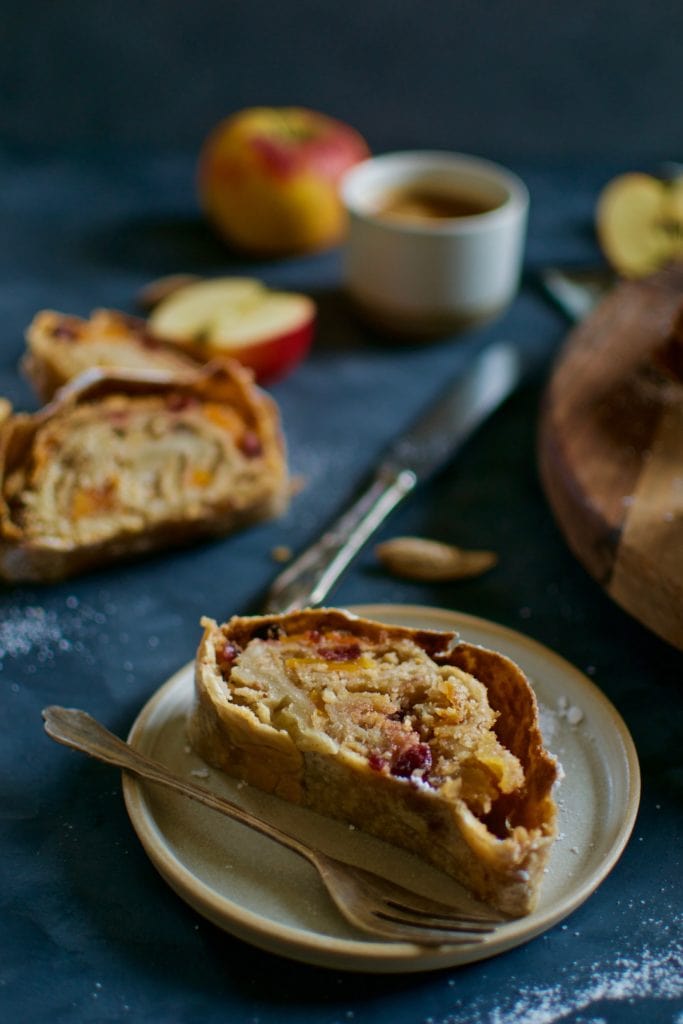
0, 359, 288, 581
188, 608, 559, 916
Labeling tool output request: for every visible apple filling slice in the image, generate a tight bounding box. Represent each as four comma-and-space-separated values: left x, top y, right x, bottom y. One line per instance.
147, 276, 316, 383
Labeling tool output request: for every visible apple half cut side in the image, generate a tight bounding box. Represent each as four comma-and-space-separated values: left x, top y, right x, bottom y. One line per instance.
147, 277, 316, 384
596, 172, 683, 278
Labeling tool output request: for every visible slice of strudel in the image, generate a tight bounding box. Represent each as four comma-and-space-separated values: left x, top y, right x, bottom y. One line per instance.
188, 608, 559, 916
0, 359, 288, 581
23, 309, 198, 402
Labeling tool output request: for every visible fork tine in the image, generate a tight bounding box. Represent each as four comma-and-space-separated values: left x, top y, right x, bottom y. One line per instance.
321, 862, 505, 944
378, 903, 496, 934
364, 914, 491, 946
346, 864, 504, 927
381, 894, 501, 926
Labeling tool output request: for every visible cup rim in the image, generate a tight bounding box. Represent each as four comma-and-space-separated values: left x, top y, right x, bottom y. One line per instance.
341, 150, 529, 235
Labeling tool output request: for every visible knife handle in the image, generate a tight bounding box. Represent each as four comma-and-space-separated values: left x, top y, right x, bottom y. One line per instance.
262, 466, 417, 614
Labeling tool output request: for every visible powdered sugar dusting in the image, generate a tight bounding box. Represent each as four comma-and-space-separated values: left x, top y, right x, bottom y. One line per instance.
537, 696, 584, 747
439, 910, 683, 1024
0, 605, 69, 662
0, 596, 110, 671
537, 704, 558, 744
1, 593, 184, 689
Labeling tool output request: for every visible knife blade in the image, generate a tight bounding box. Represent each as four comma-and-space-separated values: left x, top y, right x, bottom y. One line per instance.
539, 265, 614, 322
263, 340, 522, 614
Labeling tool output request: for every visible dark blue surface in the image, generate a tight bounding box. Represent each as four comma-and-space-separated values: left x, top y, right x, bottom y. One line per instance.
3, 0, 683, 1002
1, 147, 682, 1024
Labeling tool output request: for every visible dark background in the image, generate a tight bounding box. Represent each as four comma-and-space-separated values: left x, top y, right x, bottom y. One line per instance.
1, 0, 682, 162
1, 4, 683, 1024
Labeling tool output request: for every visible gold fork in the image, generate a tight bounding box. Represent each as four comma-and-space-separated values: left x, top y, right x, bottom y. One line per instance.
42, 705, 504, 947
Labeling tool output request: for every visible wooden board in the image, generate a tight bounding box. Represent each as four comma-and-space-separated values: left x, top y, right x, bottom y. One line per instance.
538, 263, 683, 651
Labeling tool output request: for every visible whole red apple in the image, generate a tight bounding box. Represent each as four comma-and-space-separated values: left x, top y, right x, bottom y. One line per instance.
197, 106, 370, 256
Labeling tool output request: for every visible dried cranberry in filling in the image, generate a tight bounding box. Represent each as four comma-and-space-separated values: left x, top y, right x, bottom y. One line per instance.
367, 752, 386, 773
391, 743, 432, 780
166, 392, 197, 412
106, 407, 129, 426
52, 321, 79, 340
139, 330, 162, 350
239, 431, 263, 458
216, 640, 241, 675
317, 642, 362, 662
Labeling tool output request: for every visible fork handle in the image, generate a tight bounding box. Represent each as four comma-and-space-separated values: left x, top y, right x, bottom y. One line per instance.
42, 705, 320, 867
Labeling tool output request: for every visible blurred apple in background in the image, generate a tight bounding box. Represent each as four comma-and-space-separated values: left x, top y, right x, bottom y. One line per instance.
596, 171, 683, 277
147, 277, 316, 384
197, 106, 370, 256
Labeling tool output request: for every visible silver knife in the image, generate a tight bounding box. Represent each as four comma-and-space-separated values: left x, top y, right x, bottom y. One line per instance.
263, 341, 522, 614
540, 265, 614, 322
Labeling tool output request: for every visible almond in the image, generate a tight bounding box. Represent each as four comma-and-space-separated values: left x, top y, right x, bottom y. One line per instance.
375, 536, 498, 581
271, 544, 293, 563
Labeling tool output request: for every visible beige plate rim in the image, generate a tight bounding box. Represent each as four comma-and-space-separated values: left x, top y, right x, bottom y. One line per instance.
122, 603, 641, 973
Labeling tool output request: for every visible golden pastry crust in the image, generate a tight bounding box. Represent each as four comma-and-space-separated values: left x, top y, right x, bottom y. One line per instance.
188, 608, 559, 916
23, 309, 199, 402
0, 359, 288, 581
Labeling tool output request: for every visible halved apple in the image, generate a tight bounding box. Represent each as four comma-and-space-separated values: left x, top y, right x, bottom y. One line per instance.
147, 277, 316, 384
596, 172, 683, 278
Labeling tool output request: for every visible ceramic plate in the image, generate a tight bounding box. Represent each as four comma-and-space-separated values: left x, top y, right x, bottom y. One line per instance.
122, 604, 640, 973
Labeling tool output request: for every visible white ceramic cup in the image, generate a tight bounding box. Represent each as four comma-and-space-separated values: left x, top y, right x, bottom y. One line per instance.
341, 151, 529, 337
